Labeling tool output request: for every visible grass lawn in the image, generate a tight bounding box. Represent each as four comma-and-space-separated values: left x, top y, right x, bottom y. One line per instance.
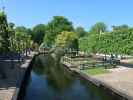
128, 60, 133, 64
82, 67, 109, 76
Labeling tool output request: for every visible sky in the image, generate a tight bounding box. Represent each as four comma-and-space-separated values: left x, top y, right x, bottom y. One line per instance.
1, 0, 133, 30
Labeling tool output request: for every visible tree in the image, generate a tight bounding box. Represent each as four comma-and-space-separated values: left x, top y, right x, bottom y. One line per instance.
8, 22, 15, 29
15, 26, 28, 33
82, 22, 108, 54
97, 32, 113, 54
55, 31, 77, 48
8, 22, 15, 52
32, 24, 45, 44
44, 16, 74, 47
14, 26, 32, 53
75, 26, 87, 37
110, 27, 133, 55
79, 37, 90, 52
96, 26, 133, 56
90, 22, 107, 34
80, 33, 99, 53
27, 28, 33, 38
112, 25, 129, 31
0, 11, 10, 53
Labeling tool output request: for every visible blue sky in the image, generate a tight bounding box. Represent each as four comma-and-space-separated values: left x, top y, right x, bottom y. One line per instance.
1, 0, 133, 30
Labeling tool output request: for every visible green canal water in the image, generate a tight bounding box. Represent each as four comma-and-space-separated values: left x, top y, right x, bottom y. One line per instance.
23, 55, 120, 100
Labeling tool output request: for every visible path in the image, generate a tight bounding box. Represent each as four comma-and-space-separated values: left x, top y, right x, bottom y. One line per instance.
94, 66, 133, 100
0, 52, 36, 100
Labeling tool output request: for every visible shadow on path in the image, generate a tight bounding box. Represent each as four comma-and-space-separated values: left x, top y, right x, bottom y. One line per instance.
120, 62, 133, 68
0, 61, 26, 90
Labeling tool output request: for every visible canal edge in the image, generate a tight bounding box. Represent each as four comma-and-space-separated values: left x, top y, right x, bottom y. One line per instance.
63, 64, 133, 100
12, 53, 38, 100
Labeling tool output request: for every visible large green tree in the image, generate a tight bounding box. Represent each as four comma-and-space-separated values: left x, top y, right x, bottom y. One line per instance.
44, 16, 74, 47
75, 26, 87, 38
8, 22, 15, 52
82, 22, 107, 53
112, 25, 129, 31
15, 26, 28, 33
0, 11, 10, 53
32, 24, 45, 44
95, 25, 133, 56
14, 26, 32, 53
55, 31, 77, 48
79, 33, 99, 53
90, 22, 107, 34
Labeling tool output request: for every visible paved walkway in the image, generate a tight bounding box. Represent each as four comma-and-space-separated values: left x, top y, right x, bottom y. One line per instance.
120, 58, 133, 63
94, 66, 133, 100
0, 52, 36, 100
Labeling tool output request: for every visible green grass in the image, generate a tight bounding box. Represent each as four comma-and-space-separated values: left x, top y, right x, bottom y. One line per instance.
82, 67, 109, 76
128, 60, 133, 64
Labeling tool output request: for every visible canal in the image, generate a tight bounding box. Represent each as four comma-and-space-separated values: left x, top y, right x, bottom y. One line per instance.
22, 54, 120, 100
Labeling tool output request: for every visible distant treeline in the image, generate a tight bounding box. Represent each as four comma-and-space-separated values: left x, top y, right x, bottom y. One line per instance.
0, 11, 132, 55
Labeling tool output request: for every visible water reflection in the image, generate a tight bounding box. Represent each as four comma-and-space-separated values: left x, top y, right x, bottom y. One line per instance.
32, 54, 74, 92
23, 54, 119, 100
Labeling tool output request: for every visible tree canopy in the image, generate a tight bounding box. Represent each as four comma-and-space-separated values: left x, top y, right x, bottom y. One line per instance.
79, 22, 108, 53
79, 22, 133, 56
1, 12, 133, 56
0, 11, 10, 53
44, 16, 74, 47
90, 22, 107, 34
55, 31, 77, 48
75, 26, 87, 38
32, 24, 45, 44
14, 26, 32, 52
